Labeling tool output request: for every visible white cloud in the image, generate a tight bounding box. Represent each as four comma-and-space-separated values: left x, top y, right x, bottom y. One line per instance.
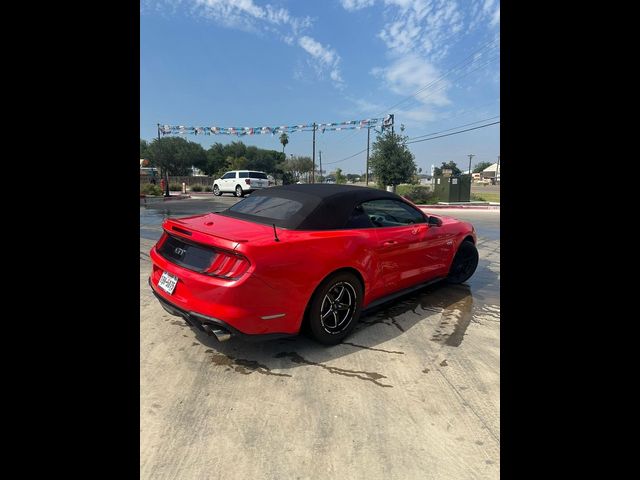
146, 1, 343, 86
378, 0, 463, 58
369, 54, 450, 125
298, 36, 343, 84
376, 54, 450, 106
340, 0, 376, 11
193, 0, 311, 33
470, 0, 500, 29
345, 96, 386, 115
491, 6, 500, 27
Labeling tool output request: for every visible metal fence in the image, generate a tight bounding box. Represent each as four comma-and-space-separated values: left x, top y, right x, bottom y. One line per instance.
140, 175, 212, 186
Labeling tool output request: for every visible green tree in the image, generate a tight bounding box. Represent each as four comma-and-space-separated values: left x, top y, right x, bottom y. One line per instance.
180, 140, 207, 173
473, 161, 493, 173
335, 168, 347, 184
147, 137, 203, 195
434, 161, 462, 176
279, 133, 289, 154
346, 173, 361, 183
228, 156, 248, 170
281, 171, 295, 185
369, 131, 417, 189
204, 143, 227, 177
140, 139, 149, 159
283, 155, 313, 182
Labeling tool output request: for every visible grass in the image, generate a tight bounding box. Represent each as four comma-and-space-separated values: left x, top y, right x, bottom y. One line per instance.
471, 193, 500, 203
140, 184, 163, 196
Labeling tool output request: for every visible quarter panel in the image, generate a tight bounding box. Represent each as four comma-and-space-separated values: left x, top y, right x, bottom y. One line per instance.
236, 229, 384, 327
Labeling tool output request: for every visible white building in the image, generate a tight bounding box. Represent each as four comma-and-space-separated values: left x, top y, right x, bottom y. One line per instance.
481, 162, 501, 184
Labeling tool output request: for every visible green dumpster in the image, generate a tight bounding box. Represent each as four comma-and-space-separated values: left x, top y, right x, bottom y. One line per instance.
433, 174, 471, 202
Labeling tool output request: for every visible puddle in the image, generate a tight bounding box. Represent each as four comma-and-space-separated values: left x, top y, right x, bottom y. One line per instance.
209, 351, 292, 377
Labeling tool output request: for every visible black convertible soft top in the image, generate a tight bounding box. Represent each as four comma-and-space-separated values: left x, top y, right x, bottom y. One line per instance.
218, 184, 405, 230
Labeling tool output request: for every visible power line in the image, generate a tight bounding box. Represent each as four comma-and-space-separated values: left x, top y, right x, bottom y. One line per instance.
324, 52, 499, 163
393, 53, 500, 114
378, 37, 500, 115
324, 118, 500, 166
407, 115, 500, 142
405, 121, 500, 145
324, 146, 369, 165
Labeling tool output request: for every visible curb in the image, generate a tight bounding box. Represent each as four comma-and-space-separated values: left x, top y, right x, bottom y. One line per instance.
417, 204, 500, 210
140, 194, 191, 204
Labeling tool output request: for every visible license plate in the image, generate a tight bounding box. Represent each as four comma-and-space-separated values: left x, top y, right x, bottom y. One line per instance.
158, 271, 178, 295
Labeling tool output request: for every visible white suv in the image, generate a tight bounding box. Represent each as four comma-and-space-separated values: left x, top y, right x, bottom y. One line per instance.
213, 170, 270, 197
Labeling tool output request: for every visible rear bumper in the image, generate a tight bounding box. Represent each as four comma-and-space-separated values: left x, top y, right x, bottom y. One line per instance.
149, 278, 293, 342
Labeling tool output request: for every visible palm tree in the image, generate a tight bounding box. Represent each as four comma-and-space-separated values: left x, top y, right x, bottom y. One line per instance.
279, 133, 289, 154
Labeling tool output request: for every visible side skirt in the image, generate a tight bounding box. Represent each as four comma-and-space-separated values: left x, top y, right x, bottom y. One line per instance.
363, 277, 444, 312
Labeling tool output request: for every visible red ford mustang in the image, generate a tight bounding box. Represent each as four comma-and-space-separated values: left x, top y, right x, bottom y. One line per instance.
149, 184, 478, 345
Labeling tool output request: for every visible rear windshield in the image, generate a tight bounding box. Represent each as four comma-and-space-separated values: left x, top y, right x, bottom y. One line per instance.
249, 172, 268, 179
227, 195, 303, 220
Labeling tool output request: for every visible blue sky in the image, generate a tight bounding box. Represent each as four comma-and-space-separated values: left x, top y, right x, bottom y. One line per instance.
141, 0, 500, 175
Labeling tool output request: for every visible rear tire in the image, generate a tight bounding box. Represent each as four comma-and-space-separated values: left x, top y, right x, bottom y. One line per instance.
213, 185, 221, 196
235, 185, 244, 197
446, 240, 479, 284
307, 272, 363, 345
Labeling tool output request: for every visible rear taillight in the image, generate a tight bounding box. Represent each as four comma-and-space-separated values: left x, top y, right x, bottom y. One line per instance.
245, 179, 251, 185
204, 250, 250, 280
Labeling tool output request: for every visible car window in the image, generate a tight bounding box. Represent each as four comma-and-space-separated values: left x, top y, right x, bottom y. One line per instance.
345, 205, 374, 229
249, 172, 268, 179
238, 172, 249, 178
228, 195, 304, 220
360, 199, 426, 227
222, 172, 235, 179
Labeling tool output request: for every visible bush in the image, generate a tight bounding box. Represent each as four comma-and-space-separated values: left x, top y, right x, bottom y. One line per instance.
190, 184, 203, 192
169, 183, 182, 191
204, 185, 213, 192
396, 184, 437, 204
140, 184, 163, 196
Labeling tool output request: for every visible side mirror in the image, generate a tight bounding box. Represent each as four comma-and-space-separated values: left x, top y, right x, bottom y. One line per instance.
428, 216, 443, 227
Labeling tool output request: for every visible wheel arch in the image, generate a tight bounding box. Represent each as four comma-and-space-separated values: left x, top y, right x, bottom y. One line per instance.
300, 266, 366, 331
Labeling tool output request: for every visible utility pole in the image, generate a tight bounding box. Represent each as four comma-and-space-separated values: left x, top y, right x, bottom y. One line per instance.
467, 154, 475, 176
319, 150, 322, 183
312, 122, 316, 184
366, 126, 370, 186
158, 123, 170, 197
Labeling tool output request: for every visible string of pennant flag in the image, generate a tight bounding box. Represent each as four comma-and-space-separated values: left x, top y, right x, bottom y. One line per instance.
159, 115, 393, 137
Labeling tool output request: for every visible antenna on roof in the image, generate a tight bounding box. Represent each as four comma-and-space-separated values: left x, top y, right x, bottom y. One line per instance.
273, 224, 280, 242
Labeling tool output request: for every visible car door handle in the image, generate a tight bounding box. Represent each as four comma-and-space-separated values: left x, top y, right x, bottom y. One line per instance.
382, 240, 398, 246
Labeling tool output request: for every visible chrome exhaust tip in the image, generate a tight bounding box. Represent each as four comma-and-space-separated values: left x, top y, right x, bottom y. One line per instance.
202, 324, 232, 342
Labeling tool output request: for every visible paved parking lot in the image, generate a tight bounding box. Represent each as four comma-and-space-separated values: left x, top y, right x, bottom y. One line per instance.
140, 196, 500, 479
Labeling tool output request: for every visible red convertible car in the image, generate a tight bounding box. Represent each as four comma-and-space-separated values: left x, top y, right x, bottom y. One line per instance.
149, 184, 478, 344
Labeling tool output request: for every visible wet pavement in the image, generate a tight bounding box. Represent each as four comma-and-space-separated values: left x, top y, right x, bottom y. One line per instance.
140, 197, 500, 479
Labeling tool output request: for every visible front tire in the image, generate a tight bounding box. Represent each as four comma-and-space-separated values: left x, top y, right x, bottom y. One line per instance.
213, 185, 221, 196
235, 185, 244, 197
446, 240, 479, 284
307, 272, 363, 345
